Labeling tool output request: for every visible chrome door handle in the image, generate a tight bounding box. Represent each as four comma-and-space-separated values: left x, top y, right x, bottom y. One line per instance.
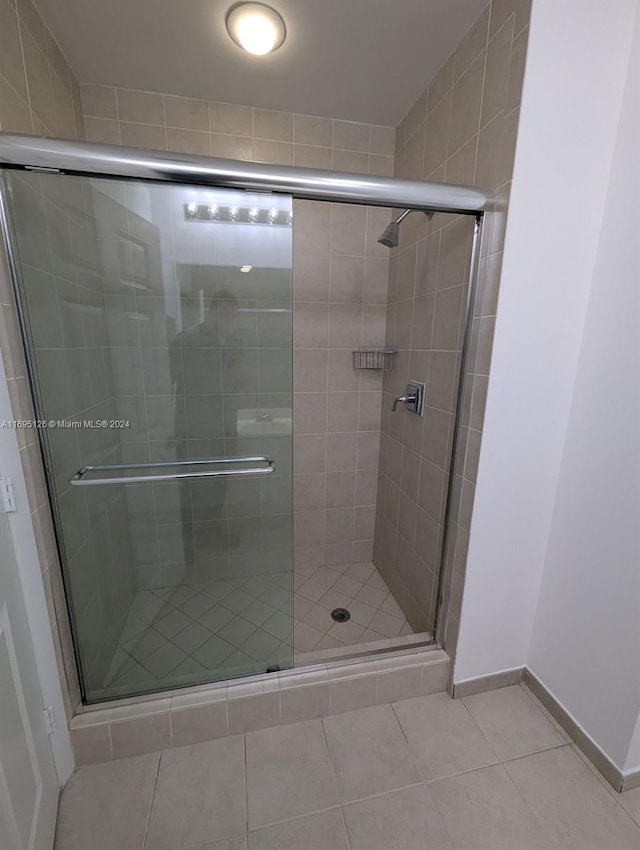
70, 456, 275, 486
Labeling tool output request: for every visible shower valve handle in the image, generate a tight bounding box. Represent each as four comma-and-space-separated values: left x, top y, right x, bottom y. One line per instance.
392, 393, 416, 412
392, 380, 426, 416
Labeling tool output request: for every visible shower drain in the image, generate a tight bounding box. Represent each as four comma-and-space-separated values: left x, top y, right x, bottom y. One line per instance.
331, 607, 351, 623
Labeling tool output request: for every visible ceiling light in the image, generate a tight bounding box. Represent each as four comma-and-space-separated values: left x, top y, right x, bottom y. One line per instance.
240, 265, 253, 273
226, 3, 286, 56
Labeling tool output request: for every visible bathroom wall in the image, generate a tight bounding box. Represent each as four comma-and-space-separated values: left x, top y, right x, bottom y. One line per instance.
374, 0, 530, 641
0, 0, 86, 717
81, 87, 395, 568
454, 0, 640, 774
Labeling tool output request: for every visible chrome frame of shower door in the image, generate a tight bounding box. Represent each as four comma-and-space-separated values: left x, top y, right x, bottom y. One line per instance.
0, 134, 489, 213
0, 133, 488, 686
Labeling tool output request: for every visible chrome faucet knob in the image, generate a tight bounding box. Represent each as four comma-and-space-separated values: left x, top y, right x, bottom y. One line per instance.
392, 393, 416, 412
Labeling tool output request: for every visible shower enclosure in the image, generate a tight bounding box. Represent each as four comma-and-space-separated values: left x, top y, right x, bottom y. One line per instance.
0, 134, 486, 705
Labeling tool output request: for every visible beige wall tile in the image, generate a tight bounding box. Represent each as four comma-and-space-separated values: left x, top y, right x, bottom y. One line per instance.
22, 29, 56, 131
333, 149, 369, 173
211, 132, 253, 160
164, 94, 209, 131
80, 83, 117, 119
253, 138, 293, 165
117, 88, 164, 124
84, 116, 120, 144
294, 143, 332, 169
370, 124, 395, 155
120, 121, 167, 150
294, 113, 333, 146
333, 119, 370, 152
210, 100, 252, 135
481, 17, 515, 128
449, 52, 485, 155
428, 54, 454, 113
454, 5, 490, 80
166, 127, 209, 155
0, 0, 28, 100
254, 107, 293, 141
0, 74, 32, 133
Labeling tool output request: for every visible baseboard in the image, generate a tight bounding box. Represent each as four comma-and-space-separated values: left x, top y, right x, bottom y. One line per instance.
522, 669, 637, 794
451, 666, 525, 698
451, 665, 640, 795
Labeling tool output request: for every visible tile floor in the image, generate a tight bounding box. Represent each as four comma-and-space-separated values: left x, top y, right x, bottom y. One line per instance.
100, 562, 415, 699
55, 684, 640, 850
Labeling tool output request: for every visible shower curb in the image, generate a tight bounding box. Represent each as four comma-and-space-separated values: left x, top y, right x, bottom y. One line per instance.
69, 648, 449, 765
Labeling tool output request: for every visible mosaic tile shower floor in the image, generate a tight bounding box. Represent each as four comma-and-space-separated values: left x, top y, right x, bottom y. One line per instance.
101, 561, 417, 697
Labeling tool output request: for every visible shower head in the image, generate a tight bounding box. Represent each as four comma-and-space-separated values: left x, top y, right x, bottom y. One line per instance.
378, 220, 401, 248
377, 209, 435, 248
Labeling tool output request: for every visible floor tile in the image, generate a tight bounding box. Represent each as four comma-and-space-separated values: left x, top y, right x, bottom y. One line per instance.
344, 562, 375, 583
248, 809, 349, 850
297, 578, 328, 602
393, 693, 498, 781
294, 621, 324, 652
154, 608, 193, 639
145, 736, 246, 850
368, 609, 404, 638
505, 746, 640, 850
345, 598, 377, 627
171, 620, 212, 654
193, 839, 247, 850
300, 603, 335, 633
430, 763, 556, 850
354, 584, 387, 609
54, 753, 159, 850
192, 634, 236, 668
143, 642, 188, 678
619, 786, 640, 826
323, 705, 422, 802
463, 685, 567, 761
240, 628, 282, 661
199, 603, 236, 633
327, 619, 365, 645
246, 719, 339, 828
343, 785, 453, 850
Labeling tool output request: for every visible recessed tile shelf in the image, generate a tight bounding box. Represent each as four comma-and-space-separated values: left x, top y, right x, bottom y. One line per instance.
69, 648, 449, 764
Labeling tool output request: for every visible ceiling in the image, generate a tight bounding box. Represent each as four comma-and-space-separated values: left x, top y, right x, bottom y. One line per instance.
35, 0, 487, 126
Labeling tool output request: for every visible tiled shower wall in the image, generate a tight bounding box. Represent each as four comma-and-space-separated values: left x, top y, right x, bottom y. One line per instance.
0, 0, 86, 717
374, 0, 530, 649
81, 87, 396, 568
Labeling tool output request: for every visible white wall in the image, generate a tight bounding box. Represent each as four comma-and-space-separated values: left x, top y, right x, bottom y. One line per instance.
454, 0, 640, 770
527, 0, 640, 771
0, 354, 74, 784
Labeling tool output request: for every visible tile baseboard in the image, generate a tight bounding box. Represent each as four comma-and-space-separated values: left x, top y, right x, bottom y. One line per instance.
451, 666, 525, 698
69, 647, 449, 766
453, 665, 640, 795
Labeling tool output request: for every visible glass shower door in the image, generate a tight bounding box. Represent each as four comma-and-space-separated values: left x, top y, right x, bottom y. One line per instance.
3, 170, 293, 702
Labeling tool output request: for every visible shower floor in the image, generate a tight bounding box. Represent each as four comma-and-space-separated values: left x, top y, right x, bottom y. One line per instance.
101, 561, 416, 698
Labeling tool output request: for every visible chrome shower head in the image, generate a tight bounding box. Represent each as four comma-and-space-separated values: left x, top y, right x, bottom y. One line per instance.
377, 220, 401, 248
377, 209, 434, 248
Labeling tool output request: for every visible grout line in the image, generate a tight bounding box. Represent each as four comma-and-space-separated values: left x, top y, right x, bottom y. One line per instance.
141, 751, 162, 850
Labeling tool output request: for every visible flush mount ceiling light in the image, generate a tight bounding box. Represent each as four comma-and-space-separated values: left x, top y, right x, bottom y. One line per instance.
226, 3, 286, 55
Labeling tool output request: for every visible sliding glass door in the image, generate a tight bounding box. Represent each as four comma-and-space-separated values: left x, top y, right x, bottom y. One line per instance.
3, 170, 293, 702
